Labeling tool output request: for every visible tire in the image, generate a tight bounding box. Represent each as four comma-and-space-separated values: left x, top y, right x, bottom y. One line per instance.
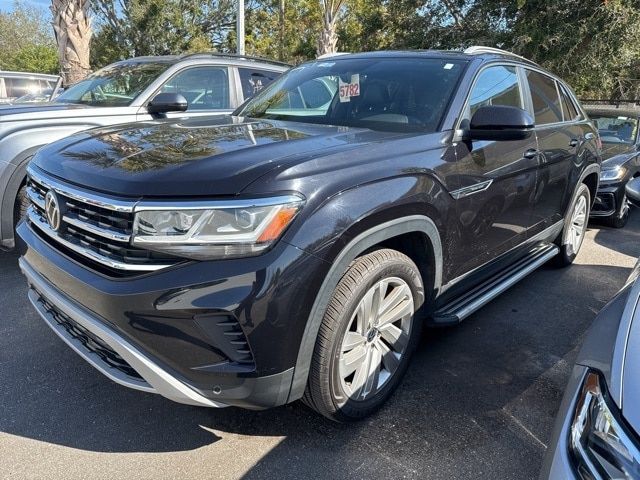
554, 183, 590, 267
303, 249, 423, 422
13, 184, 29, 227
604, 193, 630, 229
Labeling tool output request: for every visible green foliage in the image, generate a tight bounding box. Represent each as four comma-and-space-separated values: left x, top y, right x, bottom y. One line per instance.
0, 1, 59, 74
86, 0, 640, 98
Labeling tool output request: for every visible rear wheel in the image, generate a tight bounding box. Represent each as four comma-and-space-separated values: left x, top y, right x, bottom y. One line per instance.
555, 183, 590, 267
303, 249, 423, 422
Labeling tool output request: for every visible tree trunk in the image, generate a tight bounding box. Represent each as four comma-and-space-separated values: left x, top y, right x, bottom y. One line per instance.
317, 0, 344, 57
51, 0, 92, 87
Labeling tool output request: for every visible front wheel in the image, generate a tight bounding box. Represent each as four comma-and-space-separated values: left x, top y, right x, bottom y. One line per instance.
605, 193, 630, 229
555, 183, 590, 267
303, 249, 423, 422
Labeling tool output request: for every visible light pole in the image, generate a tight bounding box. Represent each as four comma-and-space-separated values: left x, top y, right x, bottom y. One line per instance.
237, 0, 245, 55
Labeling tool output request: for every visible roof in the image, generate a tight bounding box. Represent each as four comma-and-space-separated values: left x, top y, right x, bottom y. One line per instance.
319, 47, 539, 67
115, 53, 290, 69
0, 71, 60, 80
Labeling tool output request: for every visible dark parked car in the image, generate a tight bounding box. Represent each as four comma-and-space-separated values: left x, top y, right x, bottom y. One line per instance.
17, 48, 601, 421
0, 54, 288, 250
541, 178, 640, 479
585, 104, 640, 228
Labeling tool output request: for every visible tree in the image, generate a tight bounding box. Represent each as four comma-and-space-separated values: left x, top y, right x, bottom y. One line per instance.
0, 1, 59, 74
317, 0, 346, 56
91, 0, 235, 68
51, 0, 92, 86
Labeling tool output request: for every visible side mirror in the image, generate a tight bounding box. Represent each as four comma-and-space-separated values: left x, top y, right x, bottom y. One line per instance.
468, 105, 535, 141
626, 177, 640, 208
148, 92, 188, 114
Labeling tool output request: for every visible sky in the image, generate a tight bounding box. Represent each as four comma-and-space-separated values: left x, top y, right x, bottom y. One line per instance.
1, 0, 51, 14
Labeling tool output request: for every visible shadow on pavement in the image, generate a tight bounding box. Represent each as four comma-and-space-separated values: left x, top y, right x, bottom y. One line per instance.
590, 209, 640, 258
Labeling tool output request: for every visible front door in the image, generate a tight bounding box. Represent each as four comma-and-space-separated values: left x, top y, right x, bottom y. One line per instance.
451, 65, 539, 277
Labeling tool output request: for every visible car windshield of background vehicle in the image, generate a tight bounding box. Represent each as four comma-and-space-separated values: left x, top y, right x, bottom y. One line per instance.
590, 114, 639, 144
55, 62, 170, 107
236, 57, 468, 132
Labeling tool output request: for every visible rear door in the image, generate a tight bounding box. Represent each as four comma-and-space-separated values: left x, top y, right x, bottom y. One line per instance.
524, 69, 577, 235
451, 64, 539, 276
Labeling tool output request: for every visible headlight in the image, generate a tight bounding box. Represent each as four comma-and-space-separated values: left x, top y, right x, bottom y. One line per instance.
132, 195, 304, 259
570, 371, 640, 479
600, 166, 627, 182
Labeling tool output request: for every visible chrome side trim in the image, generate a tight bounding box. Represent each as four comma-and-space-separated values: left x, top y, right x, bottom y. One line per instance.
20, 258, 227, 408
27, 164, 136, 213
450, 180, 493, 199
63, 213, 131, 243
440, 219, 563, 293
454, 245, 559, 321
27, 207, 167, 272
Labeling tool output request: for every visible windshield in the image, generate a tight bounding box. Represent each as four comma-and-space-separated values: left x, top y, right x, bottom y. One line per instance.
55, 62, 170, 107
590, 114, 639, 144
236, 57, 467, 132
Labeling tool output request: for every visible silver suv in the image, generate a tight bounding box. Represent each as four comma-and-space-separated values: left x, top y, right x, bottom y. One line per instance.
0, 54, 289, 249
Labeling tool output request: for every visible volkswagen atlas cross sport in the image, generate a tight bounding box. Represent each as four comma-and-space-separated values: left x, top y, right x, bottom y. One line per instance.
0, 54, 288, 251
17, 47, 601, 421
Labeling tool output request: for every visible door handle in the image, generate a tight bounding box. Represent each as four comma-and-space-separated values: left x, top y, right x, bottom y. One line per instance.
523, 148, 539, 159
569, 139, 579, 148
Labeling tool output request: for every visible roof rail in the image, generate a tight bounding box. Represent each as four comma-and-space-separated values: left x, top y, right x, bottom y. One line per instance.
317, 52, 351, 59
463, 46, 534, 64
178, 52, 291, 68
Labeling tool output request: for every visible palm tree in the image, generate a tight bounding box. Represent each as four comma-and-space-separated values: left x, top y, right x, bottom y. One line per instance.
317, 0, 345, 57
51, 0, 92, 86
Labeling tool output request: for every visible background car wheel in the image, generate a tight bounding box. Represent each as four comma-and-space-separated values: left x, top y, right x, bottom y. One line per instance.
13, 184, 29, 227
303, 249, 423, 422
605, 193, 630, 229
554, 183, 590, 267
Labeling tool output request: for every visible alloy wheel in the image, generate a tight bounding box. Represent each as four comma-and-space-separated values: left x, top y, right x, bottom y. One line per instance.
567, 195, 587, 256
338, 277, 414, 401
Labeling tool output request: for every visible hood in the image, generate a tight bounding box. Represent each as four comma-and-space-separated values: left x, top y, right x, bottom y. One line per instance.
621, 272, 640, 434
602, 150, 637, 169
0, 102, 124, 123
601, 141, 635, 162
32, 116, 403, 197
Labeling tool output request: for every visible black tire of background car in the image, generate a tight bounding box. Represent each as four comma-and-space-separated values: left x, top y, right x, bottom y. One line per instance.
605, 193, 630, 229
13, 184, 29, 228
554, 183, 591, 267
302, 249, 423, 422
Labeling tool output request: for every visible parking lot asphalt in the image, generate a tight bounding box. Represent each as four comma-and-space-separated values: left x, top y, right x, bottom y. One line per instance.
1, 215, 638, 480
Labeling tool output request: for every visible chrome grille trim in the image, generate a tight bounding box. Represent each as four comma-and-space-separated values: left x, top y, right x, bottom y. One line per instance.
27, 207, 168, 272
63, 213, 131, 243
26, 164, 136, 213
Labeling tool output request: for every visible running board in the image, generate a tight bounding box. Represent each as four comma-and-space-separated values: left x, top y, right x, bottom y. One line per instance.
432, 243, 559, 325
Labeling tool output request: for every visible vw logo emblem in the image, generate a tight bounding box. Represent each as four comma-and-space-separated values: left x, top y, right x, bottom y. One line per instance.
44, 190, 62, 231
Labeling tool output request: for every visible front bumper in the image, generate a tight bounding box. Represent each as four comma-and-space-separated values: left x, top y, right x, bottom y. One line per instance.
590, 182, 625, 217
17, 219, 328, 409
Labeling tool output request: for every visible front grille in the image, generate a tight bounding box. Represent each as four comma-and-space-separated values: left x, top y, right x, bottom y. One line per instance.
26, 169, 178, 273
35, 291, 142, 380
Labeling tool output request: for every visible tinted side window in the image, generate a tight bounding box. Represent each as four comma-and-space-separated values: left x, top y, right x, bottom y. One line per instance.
160, 67, 229, 110
526, 70, 562, 125
559, 85, 579, 121
469, 65, 522, 116
238, 68, 279, 101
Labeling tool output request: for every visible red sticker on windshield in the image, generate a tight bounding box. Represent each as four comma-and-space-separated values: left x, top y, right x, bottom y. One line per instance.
339, 74, 360, 103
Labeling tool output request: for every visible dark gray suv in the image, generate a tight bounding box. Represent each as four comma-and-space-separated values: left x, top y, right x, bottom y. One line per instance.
0, 53, 288, 250
18, 47, 600, 421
